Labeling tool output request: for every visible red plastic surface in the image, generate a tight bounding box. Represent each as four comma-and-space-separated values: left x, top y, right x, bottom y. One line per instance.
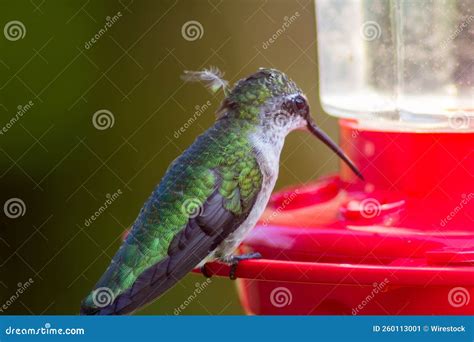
196, 120, 474, 315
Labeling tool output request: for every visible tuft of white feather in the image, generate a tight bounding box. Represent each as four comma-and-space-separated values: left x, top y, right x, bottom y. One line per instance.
181, 66, 229, 94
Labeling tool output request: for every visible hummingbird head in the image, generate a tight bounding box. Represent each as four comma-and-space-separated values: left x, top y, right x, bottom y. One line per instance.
220, 68, 364, 180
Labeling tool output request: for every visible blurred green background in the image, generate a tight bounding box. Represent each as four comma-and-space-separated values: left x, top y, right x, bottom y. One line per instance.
0, 0, 340, 315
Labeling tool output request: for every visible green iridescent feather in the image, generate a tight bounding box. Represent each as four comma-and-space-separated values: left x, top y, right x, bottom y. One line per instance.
83, 119, 262, 308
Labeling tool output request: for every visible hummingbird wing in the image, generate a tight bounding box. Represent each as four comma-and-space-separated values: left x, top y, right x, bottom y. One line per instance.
81, 120, 262, 315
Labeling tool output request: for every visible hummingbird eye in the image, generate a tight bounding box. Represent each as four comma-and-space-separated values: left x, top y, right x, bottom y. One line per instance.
282, 95, 308, 117
294, 95, 306, 110
291, 95, 309, 118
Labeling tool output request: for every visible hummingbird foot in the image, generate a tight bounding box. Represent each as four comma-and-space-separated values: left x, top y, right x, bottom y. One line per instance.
220, 252, 262, 280
200, 264, 213, 278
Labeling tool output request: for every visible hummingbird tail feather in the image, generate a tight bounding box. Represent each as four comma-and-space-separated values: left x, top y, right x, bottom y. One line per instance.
79, 305, 100, 315
111, 232, 218, 314
81, 187, 241, 315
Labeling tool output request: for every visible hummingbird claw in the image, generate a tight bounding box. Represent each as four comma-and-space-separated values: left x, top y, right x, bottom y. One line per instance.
229, 264, 238, 280
200, 264, 213, 278
223, 252, 262, 280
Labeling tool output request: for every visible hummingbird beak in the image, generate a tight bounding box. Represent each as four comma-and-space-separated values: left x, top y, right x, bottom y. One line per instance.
306, 118, 364, 180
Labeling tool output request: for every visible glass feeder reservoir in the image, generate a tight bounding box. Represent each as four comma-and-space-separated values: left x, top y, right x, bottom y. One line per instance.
317, 0, 474, 131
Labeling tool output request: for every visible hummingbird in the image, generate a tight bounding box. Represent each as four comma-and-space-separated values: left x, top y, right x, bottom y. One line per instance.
80, 68, 363, 315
